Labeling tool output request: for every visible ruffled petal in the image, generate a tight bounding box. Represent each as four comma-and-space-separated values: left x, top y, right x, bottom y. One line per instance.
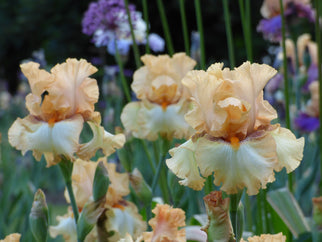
77, 121, 125, 160
195, 133, 277, 195
49, 58, 99, 120
143, 204, 186, 242
269, 125, 305, 173
241, 232, 286, 242
166, 139, 205, 190
121, 100, 193, 141
49, 211, 77, 242
8, 114, 83, 167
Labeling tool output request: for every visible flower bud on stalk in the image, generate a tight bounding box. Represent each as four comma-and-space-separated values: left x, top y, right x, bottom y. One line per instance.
130, 168, 152, 205
93, 161, 110, 202
29, 189, 49, 242
202, 191, 235, 242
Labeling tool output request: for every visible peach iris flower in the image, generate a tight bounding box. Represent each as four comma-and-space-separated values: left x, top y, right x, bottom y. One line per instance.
0, 234, 21, 242
241, 232, 286, 242
121, 53, 196, 140
8, 59, 125, 166
50, 159, 146, 241
142, 204, 186, 242
166, 62, 304, 195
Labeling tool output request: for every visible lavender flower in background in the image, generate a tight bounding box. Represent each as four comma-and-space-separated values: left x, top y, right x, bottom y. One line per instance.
82, 0, 165, 56
257, 0, 315, 43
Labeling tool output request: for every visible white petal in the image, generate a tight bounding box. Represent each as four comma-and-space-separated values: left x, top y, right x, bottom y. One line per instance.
166, 139, 205, 190
8, 115, 83, 166
77, 121, 125, 160
269, 125, 305, 173
195, 134, 277, 195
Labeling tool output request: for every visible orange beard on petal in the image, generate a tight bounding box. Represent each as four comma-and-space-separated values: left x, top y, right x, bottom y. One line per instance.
230, 136, 240, 150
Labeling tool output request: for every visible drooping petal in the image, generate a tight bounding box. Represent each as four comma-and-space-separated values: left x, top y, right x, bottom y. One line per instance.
49, 209, 77, 242
195, 133, 277, 195
269, 125, 305, 173
8, 114, 83, 167
77, 121, 125, 160
143, 204, 186, 242
166, 139, 205, 190
104, 202, 147, 241
121, 100, 194, 141
105, 162, 130, 206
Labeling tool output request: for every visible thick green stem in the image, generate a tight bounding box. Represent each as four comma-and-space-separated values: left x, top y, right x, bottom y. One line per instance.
59, 159, 79, 223
140, 140, 156, 174
194, 0, 206, 69
279, 0, 293, 193
205, 176, 213, 195
238, 0, 253, 62
179, 0, 190, 55
256, 190, 263, 235
314, 0, 322, 195
124, 0, 141, 68
114, 40, 131, 102
156, 0, 174, 55
222, 0, 235, 68
151, 138, 171, 204
142, 0, 150, 54
229, 191, 243, 241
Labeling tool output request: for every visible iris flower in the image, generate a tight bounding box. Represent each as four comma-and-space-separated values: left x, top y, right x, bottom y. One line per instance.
166, 62, 304, 195
50, 159, 146, 241
8, 59, 125, 167
142, 204, 186, 242
121, 53, 196, 140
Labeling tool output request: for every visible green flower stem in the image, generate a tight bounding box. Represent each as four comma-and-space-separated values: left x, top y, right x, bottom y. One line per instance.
59, 158, 79, 223
114, 40, 131, 102
238, 0, 253, 62
263, 189, 271, 233
205, 176, 213, 195
140, 140, 156, 174
314, 0, 322, 194
179, 0, 190, 55
229, 191, 243, 241
222, 0, 235, 68
124, 0, 141, 68
151, 138, 171, 204
279, 0, 292, 193
244, 194, 253, 232
194, 0, 205, 69
256, 190, 263, 235
156, 0, 174, 55
142, 0, 150, 54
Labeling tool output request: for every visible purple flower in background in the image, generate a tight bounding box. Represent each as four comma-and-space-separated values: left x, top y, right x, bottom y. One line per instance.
257, 16, 282, 43
82, 0, 165, 56
148, 33, 165, 52
294, 113, 319, 132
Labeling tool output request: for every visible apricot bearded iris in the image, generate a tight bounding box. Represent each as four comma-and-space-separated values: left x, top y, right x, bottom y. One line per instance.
166, 62, 304, 195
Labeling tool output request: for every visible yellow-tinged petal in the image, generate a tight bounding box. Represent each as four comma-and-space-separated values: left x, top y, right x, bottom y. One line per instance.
121, 100, 194, 141
8, 114, 83, 167
49, 209, 77, 242
105, 162, 130, 206
241, 232, 286, 242
77, 121, 125, 160
195, 133, 277, 195
143, 204, 186, 242
269, 125, 305, 173
0, 233, 21, 242
132, 53, 196, 102
65, 159, 98, 208
166, 139, 205, 190
49, 58, 99, 120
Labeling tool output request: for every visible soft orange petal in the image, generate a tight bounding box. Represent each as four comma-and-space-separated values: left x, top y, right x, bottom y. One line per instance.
143, 204, 186, 242
0, 233, 21, 242
241, 232, 286, 242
